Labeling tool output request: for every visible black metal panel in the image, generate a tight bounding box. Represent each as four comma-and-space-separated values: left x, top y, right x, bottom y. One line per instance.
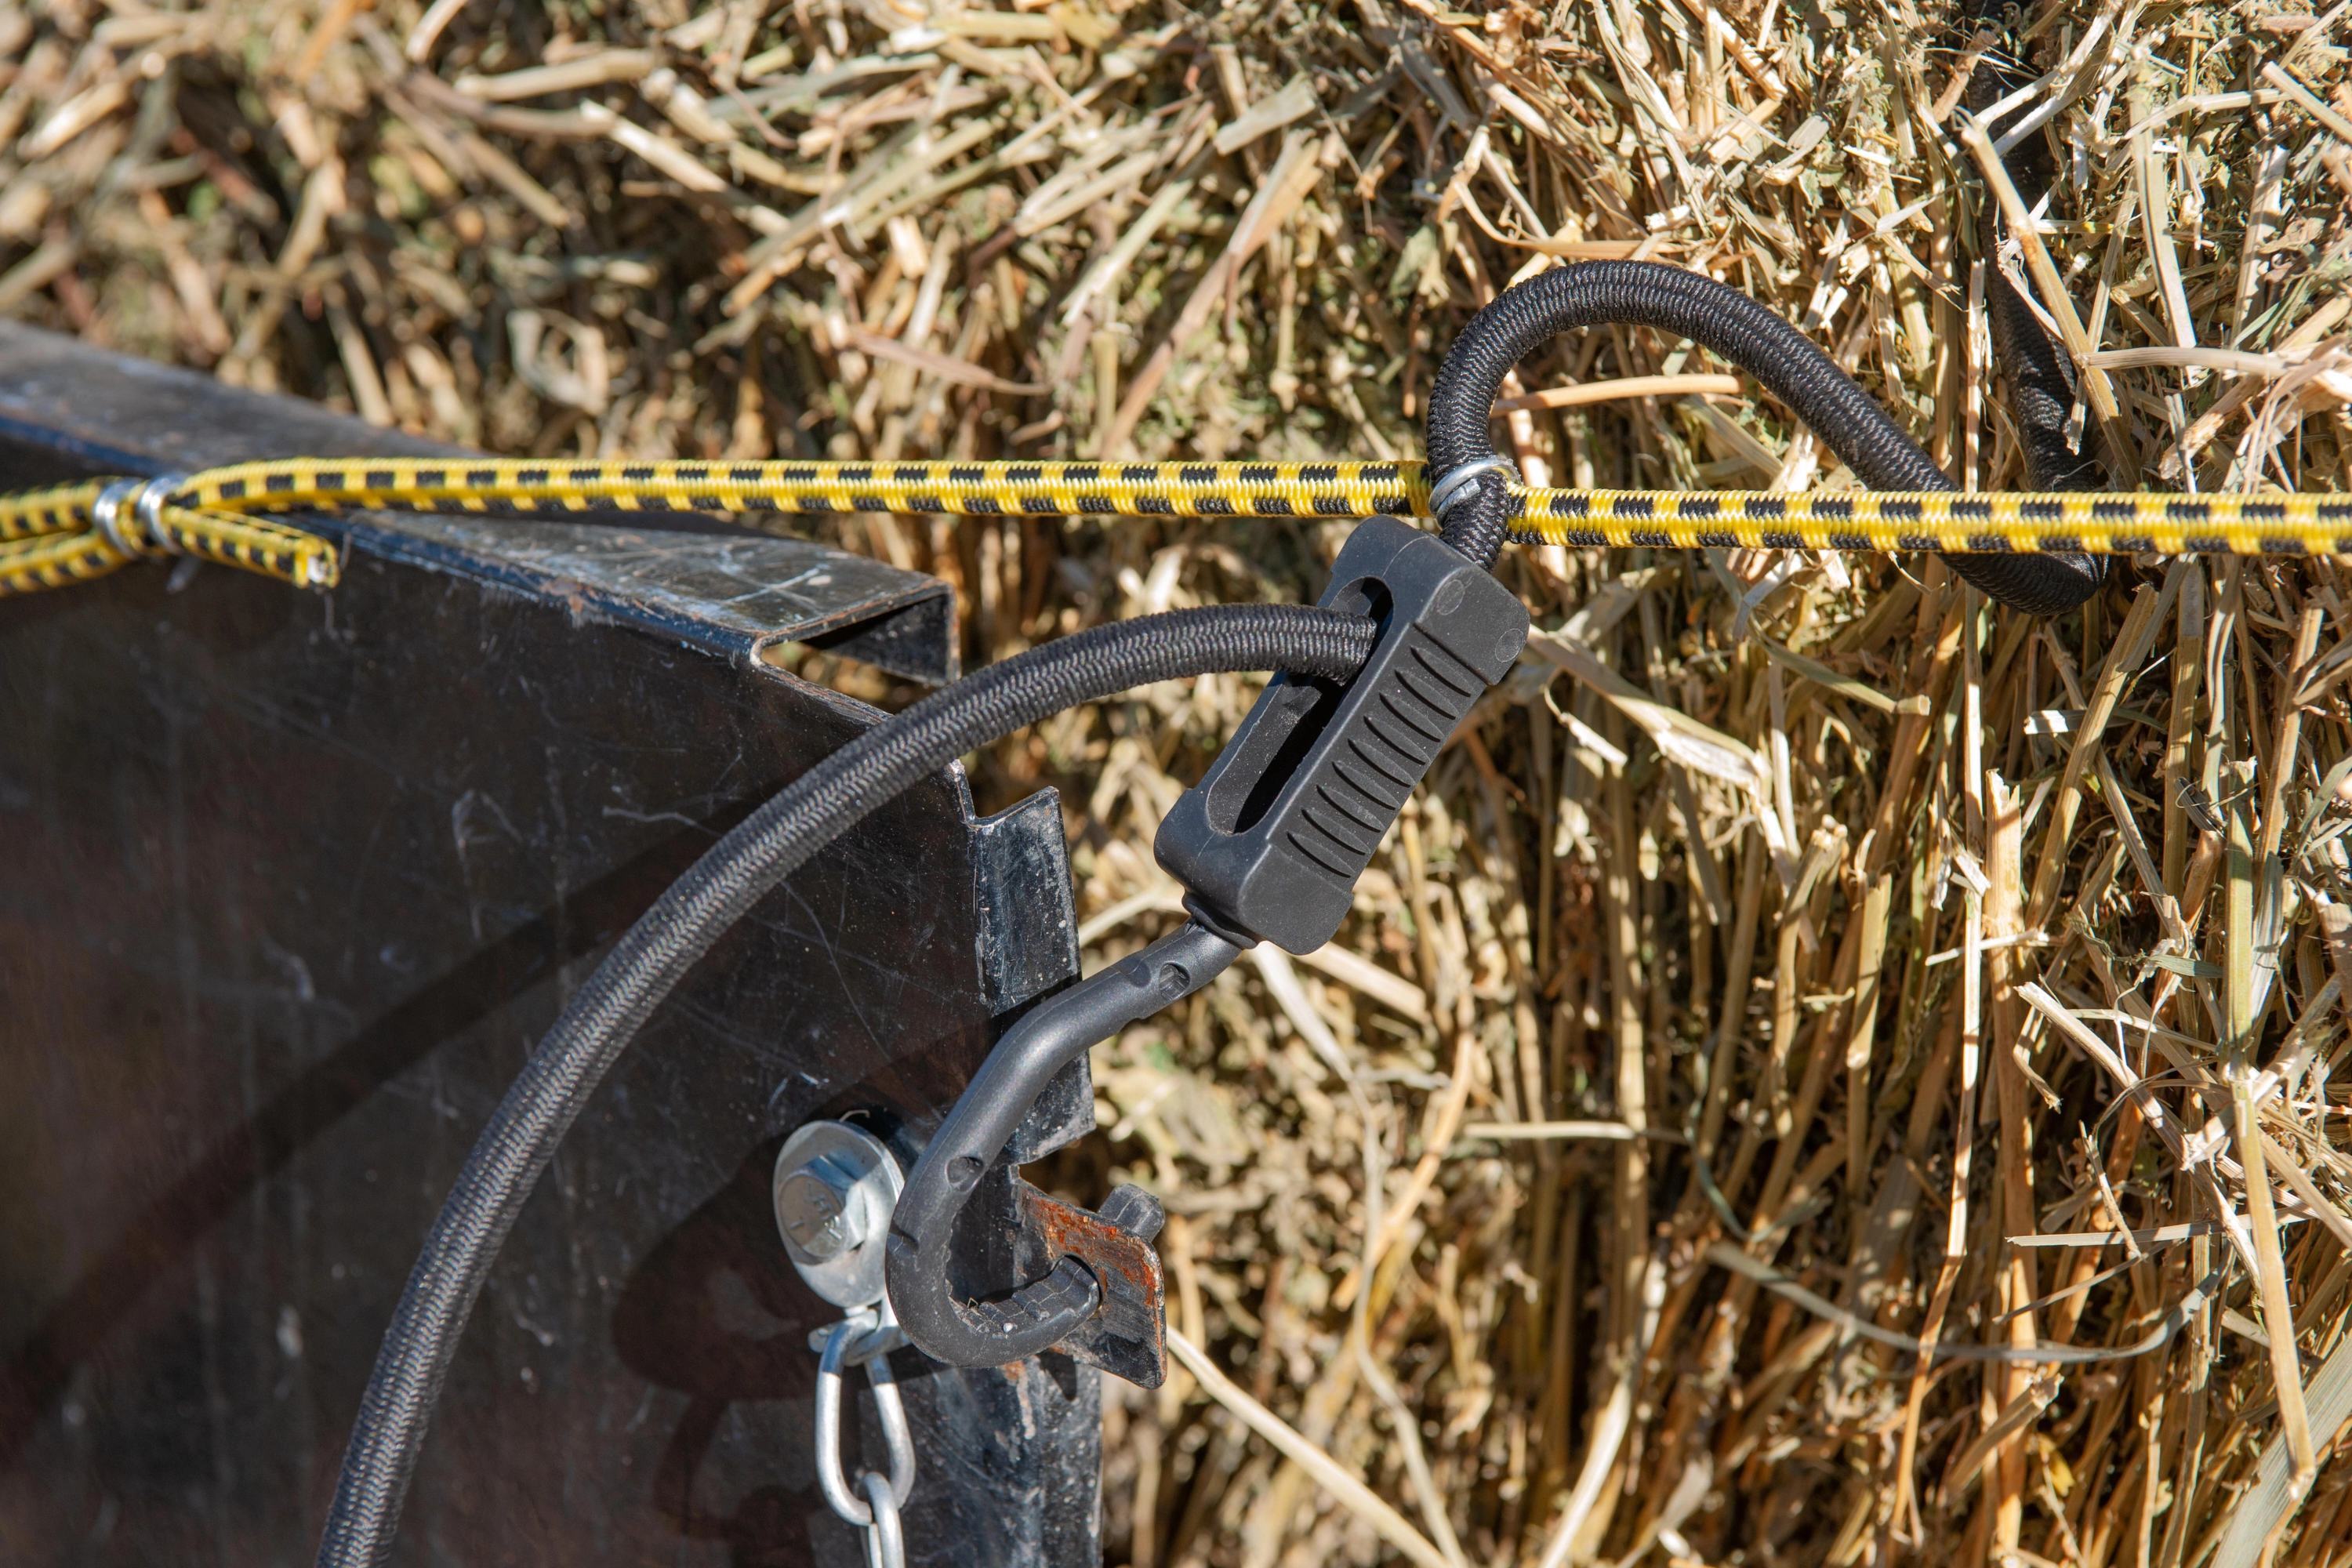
0, 326, 1094, 1564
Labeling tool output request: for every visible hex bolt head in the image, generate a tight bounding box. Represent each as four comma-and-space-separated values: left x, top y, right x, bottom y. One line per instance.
775, 1160, 856, 1259
771, 1123, 902, 1308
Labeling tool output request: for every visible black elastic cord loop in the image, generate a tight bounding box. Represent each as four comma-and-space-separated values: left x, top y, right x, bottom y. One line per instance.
1422, 260, 2105, 614
317, 602, 1375, 1568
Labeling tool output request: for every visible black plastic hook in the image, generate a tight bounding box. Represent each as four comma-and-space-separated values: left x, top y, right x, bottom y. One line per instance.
884, 921, 1243, 1371
890, 516, 1526, 1381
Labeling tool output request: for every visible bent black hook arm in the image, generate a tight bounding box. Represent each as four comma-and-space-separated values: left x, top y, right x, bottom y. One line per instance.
885, 920, 1245, 1367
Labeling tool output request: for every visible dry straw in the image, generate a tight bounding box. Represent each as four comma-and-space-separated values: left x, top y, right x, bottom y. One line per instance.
5, 0, 2352, 1560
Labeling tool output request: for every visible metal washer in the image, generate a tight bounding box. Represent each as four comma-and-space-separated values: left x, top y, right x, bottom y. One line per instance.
772, 1120, 904, 1310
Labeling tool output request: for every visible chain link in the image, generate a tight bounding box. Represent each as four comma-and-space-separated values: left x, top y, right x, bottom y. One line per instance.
813, 1300, 915, 1567
857, 1472, 905, 1568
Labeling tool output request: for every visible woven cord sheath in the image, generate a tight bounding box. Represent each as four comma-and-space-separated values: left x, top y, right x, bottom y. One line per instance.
317, 602, 1375, 1567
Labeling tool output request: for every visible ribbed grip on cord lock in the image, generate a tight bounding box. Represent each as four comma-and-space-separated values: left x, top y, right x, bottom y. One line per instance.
1156, 517, 1530, 955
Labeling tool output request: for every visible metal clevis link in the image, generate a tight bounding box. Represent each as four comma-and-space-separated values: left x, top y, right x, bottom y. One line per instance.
777, 1120, 916, 1568
812, 1304, 916, 1568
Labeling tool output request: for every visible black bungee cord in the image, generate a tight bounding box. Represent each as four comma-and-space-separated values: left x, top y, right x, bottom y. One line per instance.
1421, 261, 2107, 615
315, 53, 2112, 1556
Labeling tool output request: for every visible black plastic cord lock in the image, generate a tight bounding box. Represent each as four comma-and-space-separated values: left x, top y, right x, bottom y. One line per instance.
1156, 515, 1530, 954
887, 519, 1526, 1385
886, 921, 1243, 1384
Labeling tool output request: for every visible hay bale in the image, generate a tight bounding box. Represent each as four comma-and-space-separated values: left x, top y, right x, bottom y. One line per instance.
8, 0, 2352, 1559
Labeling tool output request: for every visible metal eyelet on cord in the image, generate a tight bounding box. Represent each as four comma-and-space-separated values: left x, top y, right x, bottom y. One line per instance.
132, 474, 191, 555
88, 479, 149, 559
1425, 456, 1518, 521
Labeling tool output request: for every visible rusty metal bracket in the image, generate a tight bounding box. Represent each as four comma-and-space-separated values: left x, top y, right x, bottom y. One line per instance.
1016, 1183, 1167, 1388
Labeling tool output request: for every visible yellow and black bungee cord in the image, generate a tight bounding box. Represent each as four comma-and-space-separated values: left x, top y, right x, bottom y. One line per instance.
2, 456, 2347, 601
0, 473, 339, 595
174, 252, 2314, 1568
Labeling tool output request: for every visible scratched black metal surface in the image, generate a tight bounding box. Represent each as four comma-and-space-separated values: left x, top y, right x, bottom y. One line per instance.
0, 324, 1096, 1566
0, 321, 957, 683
